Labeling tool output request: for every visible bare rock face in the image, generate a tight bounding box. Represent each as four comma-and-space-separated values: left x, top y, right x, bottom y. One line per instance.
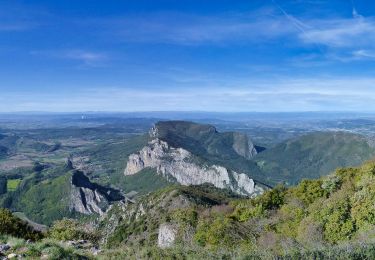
70, 171, 124, 215
232, 132, 258, 159
70, 185, 107, 215
158, 223, 177, 248
124, 139, 263, 196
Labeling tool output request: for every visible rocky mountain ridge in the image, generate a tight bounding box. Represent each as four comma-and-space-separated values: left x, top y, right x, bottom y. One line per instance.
124, 121, 263, 196
151, 121, 258, 160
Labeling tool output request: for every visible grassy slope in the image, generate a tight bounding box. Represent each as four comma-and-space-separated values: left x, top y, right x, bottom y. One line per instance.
121, 168, 170, 195
0, 133, 151, 225
80, 134, 149, 187
6, 179, 21, 191
1, 165, 78, 225
15, 172, 74, 225
254, 131, 375, 185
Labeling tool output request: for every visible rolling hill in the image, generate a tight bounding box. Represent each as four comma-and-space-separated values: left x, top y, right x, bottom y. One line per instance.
254, 131, 375, 185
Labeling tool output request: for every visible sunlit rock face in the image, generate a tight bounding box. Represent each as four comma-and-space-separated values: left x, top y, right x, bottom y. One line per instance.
124, 138, 263, 196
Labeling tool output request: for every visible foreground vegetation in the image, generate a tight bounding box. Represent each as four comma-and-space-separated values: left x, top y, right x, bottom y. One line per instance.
4, 160, 375, 258
99, 160, 375, 259
189, 160, 375, 251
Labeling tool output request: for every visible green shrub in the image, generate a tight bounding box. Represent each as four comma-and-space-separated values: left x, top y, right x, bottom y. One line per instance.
311, 190, 355, 243
290, 179, 327, 205
321, 175, 342, 194
0, 208, 43, 240
275, 202, 305, 238
48, 218, 99, 243
256, 184, 286, 210
171, 208, 198, 227
194, 216, 233, 248
230, 203, 265, 222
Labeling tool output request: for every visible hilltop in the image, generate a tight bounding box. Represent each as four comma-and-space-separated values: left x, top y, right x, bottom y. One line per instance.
255, 131, 375, 185
124, 121, 264, 196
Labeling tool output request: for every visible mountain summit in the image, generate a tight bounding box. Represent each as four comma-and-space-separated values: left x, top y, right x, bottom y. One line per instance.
124, 121, 263, 196
150, 121, 258, 160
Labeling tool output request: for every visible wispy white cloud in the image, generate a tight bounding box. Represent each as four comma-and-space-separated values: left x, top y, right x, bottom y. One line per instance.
299, 18, 375, 48
61, 50, 108, 66
93, 6, 375, 63
0, 3, 49, 32
97, 10, 296, 45
3, 76, 375, 112
352, 49, 375, 59
30, 49, 109, 67
0, 22, 35, 31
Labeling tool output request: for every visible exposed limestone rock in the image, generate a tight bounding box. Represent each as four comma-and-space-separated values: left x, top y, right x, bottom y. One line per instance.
70, 185, 107, 215
232, 132, 258, 159
124, 139, 263, 196
158, 223, 177, 248
70, 171, 124, 215
0, 244, 10, 253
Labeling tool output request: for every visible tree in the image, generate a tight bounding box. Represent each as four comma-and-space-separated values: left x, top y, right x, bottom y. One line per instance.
0, 208, 43, 240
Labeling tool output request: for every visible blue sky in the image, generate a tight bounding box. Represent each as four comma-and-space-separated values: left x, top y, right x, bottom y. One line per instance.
1, 0, 375, 112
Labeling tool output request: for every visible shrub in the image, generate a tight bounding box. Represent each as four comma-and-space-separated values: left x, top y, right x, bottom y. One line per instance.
296, 217, 324, 248
290, 179, 327, 205
171, 208, 198, 227
0, 208, 43, 240
275, 202, 305, 238
48, 218, 99, 243
230, 203, 265, 222
257, 184, 286, 210
313, 191, 355, 243
194, 216, 233, 248
321, 175, 341, 194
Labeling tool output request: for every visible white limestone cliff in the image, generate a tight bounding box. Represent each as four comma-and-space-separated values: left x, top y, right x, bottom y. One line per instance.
124, 139, 263, 196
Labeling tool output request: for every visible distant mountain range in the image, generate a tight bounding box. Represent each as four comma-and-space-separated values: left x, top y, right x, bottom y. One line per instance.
254, 131, 375, 185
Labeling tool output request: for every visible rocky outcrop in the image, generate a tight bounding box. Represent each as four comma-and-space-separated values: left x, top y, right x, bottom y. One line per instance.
232, 132, 258, 159
158, 223, 177, 248
70, 171, 124, 215
124, 139, 263, 196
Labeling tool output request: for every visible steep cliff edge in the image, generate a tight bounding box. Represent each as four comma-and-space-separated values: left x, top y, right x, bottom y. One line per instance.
124, 121, 263, 196
2, 161, 125, 225
70, 171, 124, 215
